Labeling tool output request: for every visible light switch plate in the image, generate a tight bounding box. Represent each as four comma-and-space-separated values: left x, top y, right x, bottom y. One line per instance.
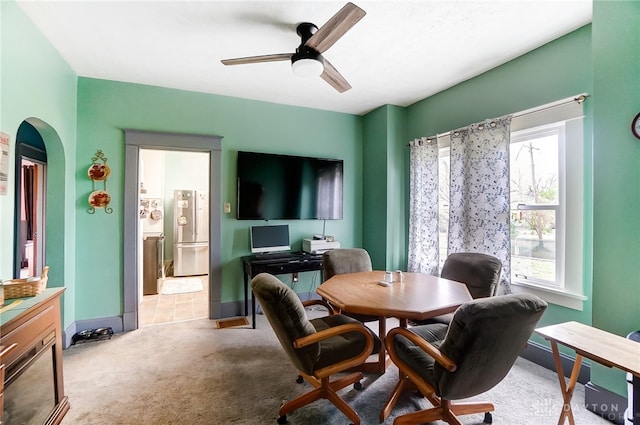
223, 202, 231, 213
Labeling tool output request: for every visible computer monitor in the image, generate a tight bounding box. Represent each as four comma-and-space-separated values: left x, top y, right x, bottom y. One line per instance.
250, 224, 291, 255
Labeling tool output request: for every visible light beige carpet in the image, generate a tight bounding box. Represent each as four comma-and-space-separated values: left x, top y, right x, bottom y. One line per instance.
59, 313, 615, 425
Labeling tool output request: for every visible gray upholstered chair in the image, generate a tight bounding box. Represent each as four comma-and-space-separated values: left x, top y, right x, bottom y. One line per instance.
323, 248, 373, 278
383, 293, 547, 425
442, 252, 502, 299
322, 248, 377, 324
413, 252, 502, 326
323, 248, 388, 372
251, 272, 381, 425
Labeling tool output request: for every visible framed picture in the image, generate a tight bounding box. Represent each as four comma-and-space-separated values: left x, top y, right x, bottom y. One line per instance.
0, 132, 10, 196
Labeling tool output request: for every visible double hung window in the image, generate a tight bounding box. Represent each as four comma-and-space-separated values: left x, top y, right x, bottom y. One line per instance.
435, 96, 586, 309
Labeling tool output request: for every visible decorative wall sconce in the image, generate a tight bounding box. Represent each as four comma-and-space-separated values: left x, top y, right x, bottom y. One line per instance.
88, 149, 113, 214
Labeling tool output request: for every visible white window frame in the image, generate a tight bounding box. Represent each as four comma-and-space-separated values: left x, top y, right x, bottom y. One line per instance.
510, 124, 565, 289
509, 99, 587, 310
435, 96, 587, 310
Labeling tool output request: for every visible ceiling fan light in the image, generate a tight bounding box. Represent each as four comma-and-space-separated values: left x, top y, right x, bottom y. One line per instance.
292, 58, 324, 77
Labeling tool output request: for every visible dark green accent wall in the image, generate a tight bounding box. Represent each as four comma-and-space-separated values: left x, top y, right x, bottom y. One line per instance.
363, 106, 388, 269
362, 105, 407, 271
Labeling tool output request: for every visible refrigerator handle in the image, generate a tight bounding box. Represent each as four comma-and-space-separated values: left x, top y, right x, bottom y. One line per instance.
191, 193, 197, 240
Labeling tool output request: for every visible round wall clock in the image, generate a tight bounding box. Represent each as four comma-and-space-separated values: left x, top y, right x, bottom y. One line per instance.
632, 112, 640, 140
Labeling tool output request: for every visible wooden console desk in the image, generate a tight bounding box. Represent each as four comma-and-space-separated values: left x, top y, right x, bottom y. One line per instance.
242, 252, 323, 329
535, 321, 640, 425
1, 288, 69, 425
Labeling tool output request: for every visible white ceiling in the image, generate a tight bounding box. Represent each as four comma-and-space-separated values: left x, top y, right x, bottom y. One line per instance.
17, 0, 592, 116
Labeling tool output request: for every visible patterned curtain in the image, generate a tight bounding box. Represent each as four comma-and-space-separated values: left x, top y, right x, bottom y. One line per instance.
448, 116, 512, 294
407, 138, 439, 274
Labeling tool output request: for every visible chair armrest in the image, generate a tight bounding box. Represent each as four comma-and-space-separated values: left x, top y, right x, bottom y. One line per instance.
302, 299, 335, 315
294, 322, 375, 378
385, 327, 457, 372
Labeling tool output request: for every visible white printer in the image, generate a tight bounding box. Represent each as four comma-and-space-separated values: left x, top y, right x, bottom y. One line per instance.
302, 238, 341, 254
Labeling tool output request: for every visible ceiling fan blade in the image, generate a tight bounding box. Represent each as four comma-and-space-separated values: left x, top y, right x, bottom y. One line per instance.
320, 59, 351, 93
221, 53, 292, 66
306, 2, 366, 53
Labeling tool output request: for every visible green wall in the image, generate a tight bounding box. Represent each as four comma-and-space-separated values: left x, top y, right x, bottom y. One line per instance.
75, 78, 364, 320
362, 106, 389, 268
405, 24, 595, 329
403, 10, 639, 399
591, 0, 640, 395
0, 1, 78, 327
362, 105, 407, 271
3, 0, 639, 402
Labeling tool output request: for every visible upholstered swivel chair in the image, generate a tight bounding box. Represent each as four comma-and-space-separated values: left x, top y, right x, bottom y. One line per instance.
322, 248, 378, 325
382, 293, 547, 425
413, 252, 502, 326
442, 252, 502, 299
323, 248, 389, 371
251, 272, 381, 425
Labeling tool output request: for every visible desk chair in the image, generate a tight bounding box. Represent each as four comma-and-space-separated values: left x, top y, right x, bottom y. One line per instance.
413, 252, 502, 326
383, 293, 547, 425
251, 273, 381, 425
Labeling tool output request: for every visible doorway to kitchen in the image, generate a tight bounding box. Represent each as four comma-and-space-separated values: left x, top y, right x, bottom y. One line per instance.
122, 130, 222, 332
138, 149, 210, 326
12, 121, 47, 281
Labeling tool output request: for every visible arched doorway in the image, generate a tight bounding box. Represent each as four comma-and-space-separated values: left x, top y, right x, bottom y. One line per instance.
13, 121, 47, 279
11, 118, 67, 311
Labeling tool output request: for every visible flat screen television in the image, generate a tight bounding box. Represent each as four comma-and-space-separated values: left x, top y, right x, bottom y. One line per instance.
237, 151, 343, 220
250, 224, 291, 254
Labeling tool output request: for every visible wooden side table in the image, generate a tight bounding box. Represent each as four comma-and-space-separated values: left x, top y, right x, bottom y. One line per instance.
535, 321, 640, 425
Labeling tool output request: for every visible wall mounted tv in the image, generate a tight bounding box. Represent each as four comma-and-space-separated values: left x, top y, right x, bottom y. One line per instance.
236, 151, 343, 220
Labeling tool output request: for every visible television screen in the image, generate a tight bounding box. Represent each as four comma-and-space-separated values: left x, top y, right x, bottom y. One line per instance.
237, 151, 343, 220
250, 224, 290, 254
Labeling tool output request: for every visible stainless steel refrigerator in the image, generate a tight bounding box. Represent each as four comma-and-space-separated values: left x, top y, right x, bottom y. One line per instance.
173, 190, 208, 276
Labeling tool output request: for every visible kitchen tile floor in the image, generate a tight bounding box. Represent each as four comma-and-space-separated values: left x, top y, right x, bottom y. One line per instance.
139, 275, 209, 326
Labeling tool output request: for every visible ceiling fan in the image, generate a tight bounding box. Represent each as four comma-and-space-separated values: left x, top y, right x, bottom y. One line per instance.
221, 2, 366, 93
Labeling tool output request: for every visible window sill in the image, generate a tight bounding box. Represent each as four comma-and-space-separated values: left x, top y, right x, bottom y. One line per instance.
511, 280, 587, 310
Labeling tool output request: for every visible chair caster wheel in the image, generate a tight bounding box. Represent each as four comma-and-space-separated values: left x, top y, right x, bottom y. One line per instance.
483, 412, 493, 424
296, 375, 303, 384
353, 381, 363, 390
277, 414, 287, 424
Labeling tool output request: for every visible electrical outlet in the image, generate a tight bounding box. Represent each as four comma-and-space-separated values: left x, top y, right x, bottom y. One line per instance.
223, 202, 231, 213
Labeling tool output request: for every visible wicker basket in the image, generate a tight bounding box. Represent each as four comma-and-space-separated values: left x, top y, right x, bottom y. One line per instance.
3, 266, 49, 300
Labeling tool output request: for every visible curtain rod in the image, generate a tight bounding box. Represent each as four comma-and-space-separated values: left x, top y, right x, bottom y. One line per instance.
407, 93, 589, 146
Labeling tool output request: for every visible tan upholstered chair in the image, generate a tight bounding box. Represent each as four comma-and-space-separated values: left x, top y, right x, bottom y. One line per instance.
251, 272, 381, 425
383, 293, 547, 425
